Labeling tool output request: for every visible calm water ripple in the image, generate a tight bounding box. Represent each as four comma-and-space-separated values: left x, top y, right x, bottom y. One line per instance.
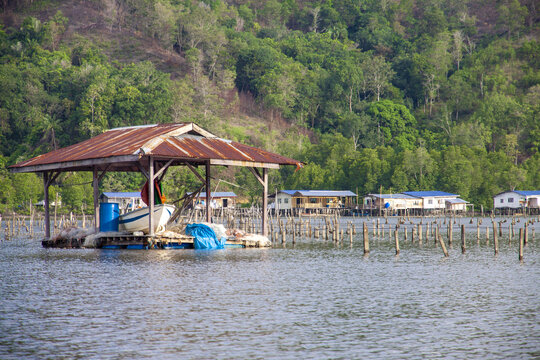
0, 220, 539, 359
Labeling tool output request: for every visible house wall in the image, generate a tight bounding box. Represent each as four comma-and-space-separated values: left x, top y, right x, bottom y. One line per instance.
405, 198, 422, 209
276, 193, 293, 210
104, 196, 143, 214
446, 203, 467, 211
493, 192, 524, 209
422, 197, 455, 209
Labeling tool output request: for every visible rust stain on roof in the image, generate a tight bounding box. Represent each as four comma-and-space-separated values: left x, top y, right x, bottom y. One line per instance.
10, 123, 301, 171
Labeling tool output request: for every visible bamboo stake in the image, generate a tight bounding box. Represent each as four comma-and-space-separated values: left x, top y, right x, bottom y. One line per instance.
461, 224, 466, 254
438, 234, 449, 257
493, 223, 499, 255
519, 228, 524, 261
363, 222, 369, 255
394, 226, 400, 255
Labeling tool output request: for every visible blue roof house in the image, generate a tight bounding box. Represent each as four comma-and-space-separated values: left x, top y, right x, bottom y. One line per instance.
273, 190, 357, 212
493, 190, 540, 210
100, 192, 143, 214
401, 191, 460, 211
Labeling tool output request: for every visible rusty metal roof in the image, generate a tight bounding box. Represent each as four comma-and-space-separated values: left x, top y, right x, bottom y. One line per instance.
9, 123, 302, 173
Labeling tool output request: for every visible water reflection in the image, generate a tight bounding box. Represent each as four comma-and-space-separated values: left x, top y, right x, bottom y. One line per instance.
0, 217, 539, 359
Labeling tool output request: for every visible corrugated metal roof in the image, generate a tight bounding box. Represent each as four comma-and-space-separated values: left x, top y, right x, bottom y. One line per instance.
278, 190, 357, 197
294, 190, 357, 197
446, 198, 468, 204
278, 190, 299, 195
402, 191, 458, 198
192, 192, 237, 198
514, 190, 540, 196
9, 123, 302, 172
368, 193, 416, 199
102, 192, 142, 198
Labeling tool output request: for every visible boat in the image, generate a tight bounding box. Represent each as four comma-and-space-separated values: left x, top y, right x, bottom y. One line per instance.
118, 204, 175, 234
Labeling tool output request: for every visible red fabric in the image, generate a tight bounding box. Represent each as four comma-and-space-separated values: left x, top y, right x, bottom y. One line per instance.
140, 180, 164, 206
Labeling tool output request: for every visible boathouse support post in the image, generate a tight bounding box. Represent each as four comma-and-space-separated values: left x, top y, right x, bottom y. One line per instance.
249, 167, 269, 236
93, 167, 99, 231
262, 168, 268, 236
149, 156, 155, 236
206, 161, 211, 223
43, 171, 50, 239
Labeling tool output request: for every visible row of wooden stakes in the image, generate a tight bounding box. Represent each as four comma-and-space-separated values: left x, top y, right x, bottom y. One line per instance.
264, 216, 536, 261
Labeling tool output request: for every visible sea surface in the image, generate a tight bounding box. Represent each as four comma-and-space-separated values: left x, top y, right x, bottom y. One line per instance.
0, 216, 539, 359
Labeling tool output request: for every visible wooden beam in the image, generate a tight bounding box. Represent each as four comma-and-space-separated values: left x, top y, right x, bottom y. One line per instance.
136, 161, 149, 180
93, 167, 99, 231
210, 159, 280, 169
9, 155, 141, 173
154, 159, 174, 181
262, 168, 268, 236
206, 161, 211, 223
249, 167, 264, 186
186, 163, 206, 184
43, 172, 50, 239
97, 165, 111, 182
46, 171, 61, 187
149, 157, 155, 236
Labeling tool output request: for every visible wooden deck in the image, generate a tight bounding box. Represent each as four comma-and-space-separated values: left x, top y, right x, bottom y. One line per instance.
42, 233, 268, 249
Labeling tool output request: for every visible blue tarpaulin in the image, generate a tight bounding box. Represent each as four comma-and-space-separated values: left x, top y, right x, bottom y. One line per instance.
185, 223, 226, 249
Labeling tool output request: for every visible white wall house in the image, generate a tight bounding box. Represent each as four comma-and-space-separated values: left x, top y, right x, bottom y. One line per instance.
364, 194, 419, 211
100, 192, 143, 214
402, 191, 459, 210
445, 198, 469, 211
274, 190, 296, 211
493, 191, 540, 210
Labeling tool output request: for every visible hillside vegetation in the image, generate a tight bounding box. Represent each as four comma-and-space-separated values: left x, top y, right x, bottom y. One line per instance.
0, 0, 539, 213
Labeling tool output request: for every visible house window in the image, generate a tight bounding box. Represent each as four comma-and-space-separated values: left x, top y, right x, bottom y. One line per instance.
428, 199, 433, 205
508, 198, 514, 203
278, 199, 282, 204
500, 199, 504, 203
310, 198, 318, 203
284, 198, 289, 204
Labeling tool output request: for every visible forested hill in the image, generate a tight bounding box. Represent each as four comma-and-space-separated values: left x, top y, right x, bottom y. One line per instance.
0, 0, 539, 213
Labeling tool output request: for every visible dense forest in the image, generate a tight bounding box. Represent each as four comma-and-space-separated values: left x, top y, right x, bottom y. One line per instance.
0, 0, 539, 214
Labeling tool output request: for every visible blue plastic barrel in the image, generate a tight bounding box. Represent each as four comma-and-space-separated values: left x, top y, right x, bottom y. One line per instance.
99, 202, 119, 232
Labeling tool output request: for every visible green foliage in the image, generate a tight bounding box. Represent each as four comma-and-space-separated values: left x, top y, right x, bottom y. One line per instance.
366, 100, 418, 149
0, 2, 539, 212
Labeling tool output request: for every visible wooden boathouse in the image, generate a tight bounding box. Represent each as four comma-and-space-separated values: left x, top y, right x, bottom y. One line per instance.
8, 123, 302, 246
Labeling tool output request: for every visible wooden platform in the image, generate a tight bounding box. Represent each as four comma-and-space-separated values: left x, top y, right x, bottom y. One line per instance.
42, 233, 268, 249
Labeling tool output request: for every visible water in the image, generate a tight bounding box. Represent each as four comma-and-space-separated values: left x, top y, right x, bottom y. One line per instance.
1, 218, 539, 359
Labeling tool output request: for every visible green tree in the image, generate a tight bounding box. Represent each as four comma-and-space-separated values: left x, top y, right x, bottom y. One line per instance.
366, 100, 419, 149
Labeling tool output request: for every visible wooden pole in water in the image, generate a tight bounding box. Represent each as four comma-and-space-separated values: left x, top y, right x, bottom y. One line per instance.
476, 219, 480, 244
394, 226, 400, 255
438, 234, 449, 257
486, 226, 489, 244
519, 228, 524, 261
44, 171, 51, 239
363, 222, 369, 255
461, 224, 466, 254
418, 224, 423, 244
524, 225, 528, 245
492, 222, 498, 255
